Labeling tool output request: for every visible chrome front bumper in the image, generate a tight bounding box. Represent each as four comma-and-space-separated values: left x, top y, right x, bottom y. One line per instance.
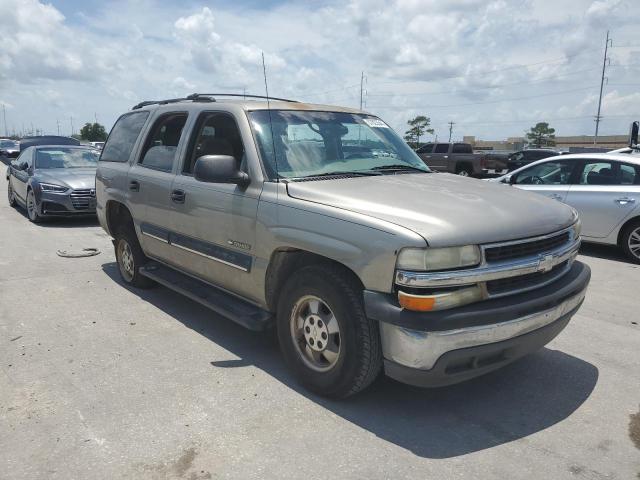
380, 285, 586, 371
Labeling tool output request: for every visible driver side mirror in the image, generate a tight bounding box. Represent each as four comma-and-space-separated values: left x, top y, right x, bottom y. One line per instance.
505, 174, 515, 185
194, 155, 249, 187
630, 121, 639, 147
19, 162, 28, 171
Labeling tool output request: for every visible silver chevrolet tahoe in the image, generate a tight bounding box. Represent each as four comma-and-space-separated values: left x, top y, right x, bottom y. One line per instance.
96, 93, 590, 398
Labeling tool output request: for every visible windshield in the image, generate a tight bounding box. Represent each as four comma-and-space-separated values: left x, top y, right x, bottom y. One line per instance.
34, 148, 99, 169
0, 140, 18, 149
249, 110, 430, 179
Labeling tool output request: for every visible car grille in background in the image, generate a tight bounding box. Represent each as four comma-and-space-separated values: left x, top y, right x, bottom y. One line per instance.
70, 189, 95, 210
486, 260, 569, 296
484, 231, 570, 263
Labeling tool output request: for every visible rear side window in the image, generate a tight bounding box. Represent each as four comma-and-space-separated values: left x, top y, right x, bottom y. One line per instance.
620, 164, 639, 185
139, 113, 188, 172
101, 111, 150, 163
434, 144, 449, 154
452, 143, 472, 154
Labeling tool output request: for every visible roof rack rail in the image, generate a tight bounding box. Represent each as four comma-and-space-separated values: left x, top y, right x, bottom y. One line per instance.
131, 92, 298, 110
187, 93, 298, 103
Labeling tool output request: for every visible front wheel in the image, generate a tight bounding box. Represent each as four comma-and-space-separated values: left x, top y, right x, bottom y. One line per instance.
276, 264, 382, 398
26, 190, 41, 223
7, 181, 16, 207
114, 227, 155, 288
621, 220, 640, 264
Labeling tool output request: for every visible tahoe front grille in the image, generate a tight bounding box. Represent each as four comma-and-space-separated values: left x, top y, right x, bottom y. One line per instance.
486, 260, 569, 296
70, 189, 95, 210
484, 231, 570, 263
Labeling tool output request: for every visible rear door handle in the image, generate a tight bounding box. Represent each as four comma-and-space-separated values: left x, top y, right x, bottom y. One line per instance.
171, 189, 186, 203
129, 180, 140, 192
615, 197, 636, 205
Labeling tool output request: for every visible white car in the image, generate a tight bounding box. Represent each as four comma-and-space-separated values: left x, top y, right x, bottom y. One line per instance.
492, 153, 640, 262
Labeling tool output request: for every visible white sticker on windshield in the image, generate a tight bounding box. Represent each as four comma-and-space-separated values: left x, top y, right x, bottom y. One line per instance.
362, 118, 389, 128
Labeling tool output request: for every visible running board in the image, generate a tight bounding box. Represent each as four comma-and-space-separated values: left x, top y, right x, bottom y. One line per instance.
139, 262, 273, 331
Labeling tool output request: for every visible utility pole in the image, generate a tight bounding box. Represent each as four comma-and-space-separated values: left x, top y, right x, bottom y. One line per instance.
70, 116, 74, 136
448, 121, 455, 143
56, 118, 61, 136
594, 30, 611, 144
2, 103, 7, 137
359, 71, 365, 110
94, 112, 98, 124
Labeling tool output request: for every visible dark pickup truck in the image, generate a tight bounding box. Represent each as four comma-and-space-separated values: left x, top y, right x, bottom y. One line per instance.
417, 142, 508, 177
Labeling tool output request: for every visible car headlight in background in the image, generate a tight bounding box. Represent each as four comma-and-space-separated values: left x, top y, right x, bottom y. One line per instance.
40, 183, 69, 193
572, 218, 582, 240
396, 245, 481, 271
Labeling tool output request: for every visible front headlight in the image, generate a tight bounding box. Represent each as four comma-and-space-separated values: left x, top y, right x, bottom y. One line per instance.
40, 183, 69, 193
397, 245, 481, 271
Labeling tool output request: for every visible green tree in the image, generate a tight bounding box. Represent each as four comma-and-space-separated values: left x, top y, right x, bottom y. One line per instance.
79, 122, 107, 142
526, 122, 556, 148
404, 115, 434, 149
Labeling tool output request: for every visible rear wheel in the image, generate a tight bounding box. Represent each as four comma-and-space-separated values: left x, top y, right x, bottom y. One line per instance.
114, 227, 155, 288
7, 181, 16, 207
456, 164, 473, 177
26, 190, 41, 223
276, 264, 382, 398
621, 220, 640, 264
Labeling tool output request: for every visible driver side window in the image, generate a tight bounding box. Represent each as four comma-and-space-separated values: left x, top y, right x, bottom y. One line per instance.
183, 112, 245, 175
514, 160, 574, 185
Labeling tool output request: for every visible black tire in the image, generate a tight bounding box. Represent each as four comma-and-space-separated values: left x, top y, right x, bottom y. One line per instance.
26, 189, 42, 223
276, 264, 382, 398
456, 164, 473, 177
620, 219, 640, 264
7, 181, 16, 207
113, 226, 155, 288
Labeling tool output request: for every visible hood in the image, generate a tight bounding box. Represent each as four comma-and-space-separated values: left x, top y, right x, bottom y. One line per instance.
286, 172, 576, 247
35, 168, 96, 190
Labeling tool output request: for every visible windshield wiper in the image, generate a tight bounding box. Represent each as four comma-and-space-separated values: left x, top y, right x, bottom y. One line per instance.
369, 164, 430, 173
295, 171, 382, 180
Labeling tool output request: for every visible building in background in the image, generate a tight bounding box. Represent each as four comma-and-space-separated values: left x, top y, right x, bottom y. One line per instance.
462, 134, 627, 152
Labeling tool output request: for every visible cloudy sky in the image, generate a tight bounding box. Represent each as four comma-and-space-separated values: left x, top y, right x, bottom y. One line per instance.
1, 0, 638, 141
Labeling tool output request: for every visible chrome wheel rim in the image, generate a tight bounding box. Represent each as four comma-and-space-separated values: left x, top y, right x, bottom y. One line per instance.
628, 227, 640, 259
27, 192, 36, 220
458, 170, 469, 177
117, 240, 135, 282
290, 295, 341, 372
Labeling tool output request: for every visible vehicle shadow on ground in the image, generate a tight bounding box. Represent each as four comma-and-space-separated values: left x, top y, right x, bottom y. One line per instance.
101, 262, 598, 459
579, 243, 629, 263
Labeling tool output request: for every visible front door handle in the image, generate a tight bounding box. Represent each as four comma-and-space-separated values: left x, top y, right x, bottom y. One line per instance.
615, 197, 636, 205
129, 180, 140, 192
549, 193, 563, 200
171, 189, 186, 203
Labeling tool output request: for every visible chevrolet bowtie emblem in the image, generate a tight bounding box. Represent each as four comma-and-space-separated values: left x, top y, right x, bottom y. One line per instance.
537, 254, 555, 273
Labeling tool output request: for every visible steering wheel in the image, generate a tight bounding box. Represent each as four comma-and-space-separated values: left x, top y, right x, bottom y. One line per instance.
530, 175, 544, 185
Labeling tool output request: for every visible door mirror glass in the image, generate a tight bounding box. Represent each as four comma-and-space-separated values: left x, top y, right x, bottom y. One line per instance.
194, 155, 249, 186
19, 162, 28, 171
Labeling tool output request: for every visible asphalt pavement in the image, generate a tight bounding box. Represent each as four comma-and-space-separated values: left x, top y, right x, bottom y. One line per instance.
1, 171, 639, 479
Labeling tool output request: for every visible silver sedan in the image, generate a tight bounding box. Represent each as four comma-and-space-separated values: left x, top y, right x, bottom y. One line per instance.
492, 152, 640, 263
